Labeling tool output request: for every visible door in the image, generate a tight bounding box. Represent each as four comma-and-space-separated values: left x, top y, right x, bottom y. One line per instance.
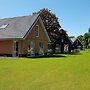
27, 41, 35, 56
64, 44, 68, 52
13, 41, 18, 57
39, 42, 44, 55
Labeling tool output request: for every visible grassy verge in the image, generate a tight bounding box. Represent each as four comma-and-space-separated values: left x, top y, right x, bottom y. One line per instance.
0, 51, 90, 90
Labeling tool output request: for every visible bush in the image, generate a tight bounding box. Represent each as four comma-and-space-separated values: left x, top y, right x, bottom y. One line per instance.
74, 49, 80, 52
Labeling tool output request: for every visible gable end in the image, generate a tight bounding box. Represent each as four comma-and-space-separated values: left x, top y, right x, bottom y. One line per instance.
23, 15, 50, 42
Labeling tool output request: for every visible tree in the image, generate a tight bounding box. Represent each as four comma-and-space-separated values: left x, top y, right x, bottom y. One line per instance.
88, 27, 90, 43
88, 27, 90, 35
33, 8, 62, 42
83, 33, 89, 48
77, 35, 83, 43
77, 27, 90, 48
33, 8, 69, 53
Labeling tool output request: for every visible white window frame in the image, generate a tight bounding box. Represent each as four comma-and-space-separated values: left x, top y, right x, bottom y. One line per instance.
39, 42, 45, 55
27, 41, 35, 56
36, 25, 39, 37
12, 40, 18, 57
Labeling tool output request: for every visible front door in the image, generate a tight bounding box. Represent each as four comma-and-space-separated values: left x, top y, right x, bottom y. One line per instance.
64, 44, 68, 52
13, 41, 18, 57
27, 41, 35, 56
39, 42, 44, 55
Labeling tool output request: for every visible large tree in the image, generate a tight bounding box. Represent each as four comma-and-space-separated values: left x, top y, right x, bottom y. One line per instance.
33, 8, 62, 42
88, 27, 90, 35
77, 27, 90, 48
88, 27, 90, 43
83, 33, 89, 48
33, 8, 69, 53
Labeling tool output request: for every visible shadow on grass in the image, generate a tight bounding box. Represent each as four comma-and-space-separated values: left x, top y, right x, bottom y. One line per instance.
65, 52, 82, 55
28, 54, 66, 58
27, 52, 82, 59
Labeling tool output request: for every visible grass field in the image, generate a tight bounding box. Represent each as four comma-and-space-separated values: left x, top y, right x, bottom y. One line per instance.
0, 51, 90, 90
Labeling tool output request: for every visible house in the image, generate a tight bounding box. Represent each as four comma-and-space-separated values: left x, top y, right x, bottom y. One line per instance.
0, 14, 50, 57
70, 37, 83, 50
51, 29, 72, 53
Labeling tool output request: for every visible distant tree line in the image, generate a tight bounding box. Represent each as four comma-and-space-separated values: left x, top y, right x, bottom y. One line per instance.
77, 27, 90, 48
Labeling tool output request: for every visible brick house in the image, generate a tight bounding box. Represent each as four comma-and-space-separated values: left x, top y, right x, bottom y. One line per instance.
50, 29, 72, 53
70, 37, 83, 50
0, 14, 50, 57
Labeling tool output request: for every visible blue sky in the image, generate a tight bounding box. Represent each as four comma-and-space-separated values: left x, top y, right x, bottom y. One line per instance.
0, 0, 90, 36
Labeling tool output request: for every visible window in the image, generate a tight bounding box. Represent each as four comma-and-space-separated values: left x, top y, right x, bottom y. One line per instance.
13, 41, 18, 57
36, 25, 39, 37
39, 42, 45, 55
28, 41, 35, 50
0, 24, 8, 29
39, 42, 44, 48
27, 41, 35, 56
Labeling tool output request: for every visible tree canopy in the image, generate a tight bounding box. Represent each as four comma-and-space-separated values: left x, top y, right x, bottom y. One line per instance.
77, 27, 90, 48
33, 8, 67, 43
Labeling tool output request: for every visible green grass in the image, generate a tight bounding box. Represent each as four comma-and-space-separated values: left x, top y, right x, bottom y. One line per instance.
0, 51, 90, 90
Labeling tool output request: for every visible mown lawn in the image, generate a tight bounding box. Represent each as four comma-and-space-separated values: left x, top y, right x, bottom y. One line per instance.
0, 51, 90, 90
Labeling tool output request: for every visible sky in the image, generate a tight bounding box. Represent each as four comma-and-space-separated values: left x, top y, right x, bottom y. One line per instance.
0, 0, 90, 37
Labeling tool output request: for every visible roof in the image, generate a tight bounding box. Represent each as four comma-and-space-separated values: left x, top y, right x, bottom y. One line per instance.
0, 14, 39, 39
70, 37, 83, 45
70, 37, 77, 43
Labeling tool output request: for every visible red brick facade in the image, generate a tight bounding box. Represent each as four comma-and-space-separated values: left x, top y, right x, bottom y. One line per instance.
0, 18, 49, 57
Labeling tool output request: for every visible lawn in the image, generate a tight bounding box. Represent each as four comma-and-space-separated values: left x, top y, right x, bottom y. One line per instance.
0, 51, 90, 90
